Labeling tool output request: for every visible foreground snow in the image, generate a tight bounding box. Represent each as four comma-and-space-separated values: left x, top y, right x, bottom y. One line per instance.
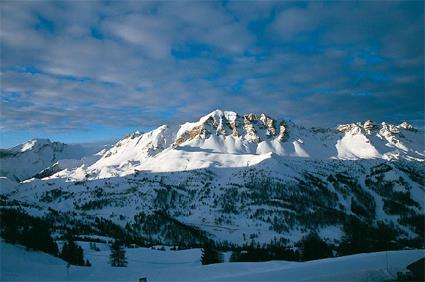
1, 240, 423, 281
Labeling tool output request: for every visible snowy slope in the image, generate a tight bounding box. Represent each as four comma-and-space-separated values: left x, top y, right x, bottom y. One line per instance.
4, 155, 424, 246
1, 240, 424, 281
0, 139, 110, 182
0, 177, 17, 194
86, 126, 176, 178
51, 110, 424, 180
1, 110, 424, 249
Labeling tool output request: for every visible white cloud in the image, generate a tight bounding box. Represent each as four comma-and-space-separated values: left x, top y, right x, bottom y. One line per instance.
0, 1, 423, 134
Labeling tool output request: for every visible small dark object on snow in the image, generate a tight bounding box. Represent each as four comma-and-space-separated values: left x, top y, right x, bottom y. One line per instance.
406, 257, 424, 282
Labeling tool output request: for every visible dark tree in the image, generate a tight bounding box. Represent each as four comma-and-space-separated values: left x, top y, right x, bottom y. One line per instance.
60, 235, 86, 266
339, 217, 400, 255
109, 240, 127, 267
2, 220, 18, 244
201, 241, 222, 265
0, 209, 58, 256
339, 217, 371, 255
298, 232, 333, 261
23, 224, 59, 256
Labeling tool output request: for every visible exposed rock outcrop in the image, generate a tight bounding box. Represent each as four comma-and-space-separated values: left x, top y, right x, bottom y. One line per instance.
174, 110, 288, 145
399, 122, 414, 130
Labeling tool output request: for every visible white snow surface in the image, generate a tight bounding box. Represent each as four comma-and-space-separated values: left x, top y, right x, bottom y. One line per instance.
43, 110, 424, 180
1, 110, 423, 182
1, 240, 424, 281
0, 139, 111, 182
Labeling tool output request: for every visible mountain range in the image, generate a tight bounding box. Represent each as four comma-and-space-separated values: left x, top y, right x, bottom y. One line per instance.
1, 110, 424, 248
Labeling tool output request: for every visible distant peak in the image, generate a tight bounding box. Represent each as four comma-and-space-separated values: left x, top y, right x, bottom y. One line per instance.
399, 122, 414, 130
19, 138, 52, 152
174, 110, 288, 145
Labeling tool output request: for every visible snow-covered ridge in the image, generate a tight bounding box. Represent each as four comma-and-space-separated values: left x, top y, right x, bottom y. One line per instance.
0, 139, 110, 182
2, 110, 424, 182
335, 120, 423, 160
175, 110, 287, 145
49, 110, 424, 180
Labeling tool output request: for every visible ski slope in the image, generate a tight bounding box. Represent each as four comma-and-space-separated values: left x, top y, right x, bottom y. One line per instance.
1, 240, 423, 281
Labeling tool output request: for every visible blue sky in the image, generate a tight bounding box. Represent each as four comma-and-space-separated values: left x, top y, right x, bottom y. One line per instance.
1, 1, 423, 148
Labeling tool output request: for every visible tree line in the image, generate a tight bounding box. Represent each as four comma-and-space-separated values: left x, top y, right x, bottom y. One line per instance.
2, 208, 422, 268
0, 208, 90, 266
201, 215, 424, 265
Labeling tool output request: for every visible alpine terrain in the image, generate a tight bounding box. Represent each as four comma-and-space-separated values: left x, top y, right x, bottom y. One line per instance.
1, 110, 424, 274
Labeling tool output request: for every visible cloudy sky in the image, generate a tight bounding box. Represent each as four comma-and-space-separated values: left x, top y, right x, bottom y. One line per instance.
1, 1, 423, 147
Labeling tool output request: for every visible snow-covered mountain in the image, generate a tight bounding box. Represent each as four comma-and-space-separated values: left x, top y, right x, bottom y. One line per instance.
1, 110, 424, 249
48, 109, 424, 180
0, 139, 110, 182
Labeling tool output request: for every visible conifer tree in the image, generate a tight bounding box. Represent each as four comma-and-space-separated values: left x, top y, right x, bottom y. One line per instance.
201, 241, 221, 265
109, 240, 127, 267
60, 234, 86, 266
298, 232, 333, 261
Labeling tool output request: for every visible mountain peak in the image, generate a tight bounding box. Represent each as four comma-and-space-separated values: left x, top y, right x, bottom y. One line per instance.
16, 138, 52, 152
10, 111, 423, 181
399, 121, 414, 130
175, 110, 287, 145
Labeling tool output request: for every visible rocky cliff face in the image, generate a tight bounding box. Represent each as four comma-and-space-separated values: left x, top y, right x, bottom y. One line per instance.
336, 120, 415, 136
175, 110, 288, 145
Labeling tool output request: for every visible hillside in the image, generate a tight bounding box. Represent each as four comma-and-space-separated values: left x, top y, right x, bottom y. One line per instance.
1, 110, 424, 253
0, 139, 110, 182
